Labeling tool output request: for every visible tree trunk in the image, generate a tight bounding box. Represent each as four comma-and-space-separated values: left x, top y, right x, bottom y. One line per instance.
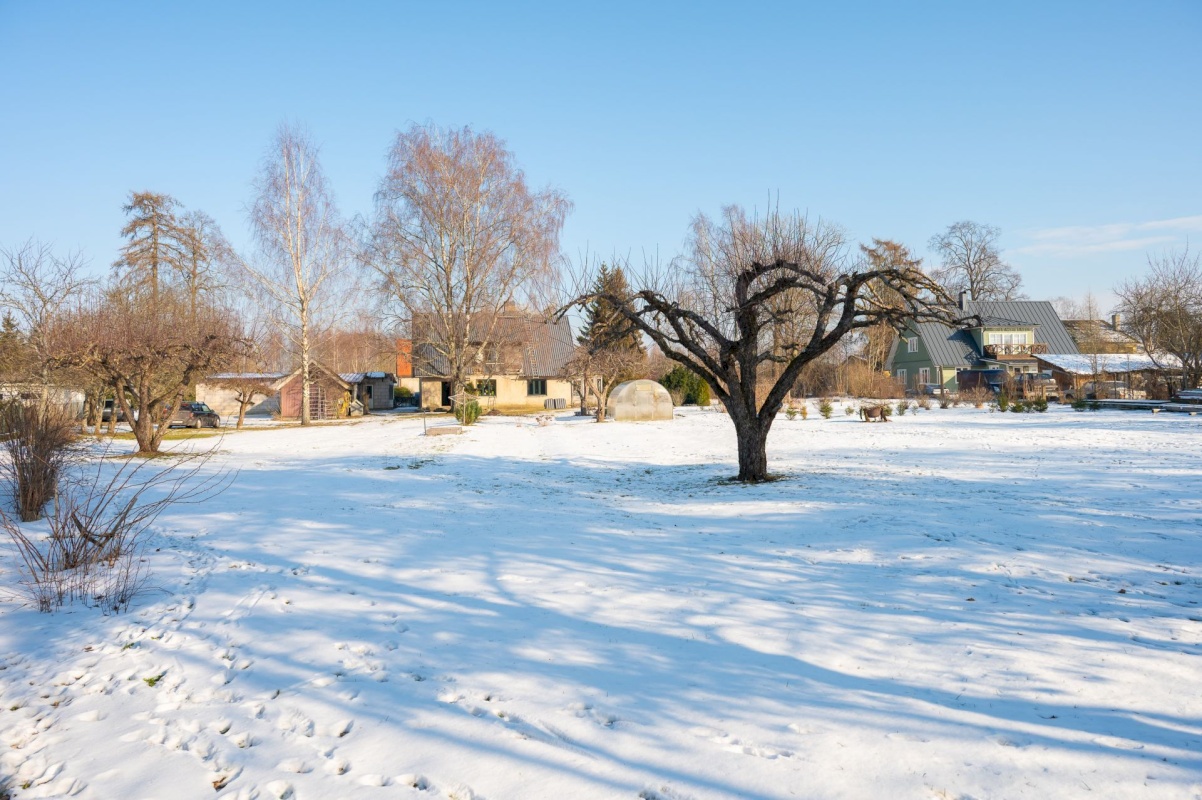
731, 413, 771, 482
300, 303, 312, 426
237, 398, 249, 429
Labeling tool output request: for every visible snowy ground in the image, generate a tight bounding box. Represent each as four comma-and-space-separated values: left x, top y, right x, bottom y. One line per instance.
1, 405, 1200, 800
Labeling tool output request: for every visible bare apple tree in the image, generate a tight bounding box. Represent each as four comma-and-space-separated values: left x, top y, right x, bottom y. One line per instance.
928, 221, 1024, 301
247, 123, 350, 425
1116, 248, 1202, 392
566, 206, 953, 482
366, 123, 570, 399
49, 288, 245, 455
565, 344, 646, 422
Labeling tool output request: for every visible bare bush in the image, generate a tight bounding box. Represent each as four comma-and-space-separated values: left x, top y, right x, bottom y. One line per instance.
843, 362, 904, 399
960, 386, 992, 408
0, 401, 78, 521
1, 444, 230, 613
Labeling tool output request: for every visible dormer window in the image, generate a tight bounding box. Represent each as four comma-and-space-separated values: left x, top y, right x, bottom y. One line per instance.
987, 332, 1030, 345
906, 337, 918, 353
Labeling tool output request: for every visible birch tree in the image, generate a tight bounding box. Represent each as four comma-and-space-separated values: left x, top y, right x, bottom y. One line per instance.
247, 124, 349, 425
367, 123, 570, 398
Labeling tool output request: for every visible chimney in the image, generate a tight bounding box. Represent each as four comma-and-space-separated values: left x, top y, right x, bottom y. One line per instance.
958, 290, 971, 311
1111, 313, 1121, 331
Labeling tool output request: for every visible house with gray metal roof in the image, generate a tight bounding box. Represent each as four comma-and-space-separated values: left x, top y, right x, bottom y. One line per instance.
887, 292, 1079, 393
413, 310, 576, 410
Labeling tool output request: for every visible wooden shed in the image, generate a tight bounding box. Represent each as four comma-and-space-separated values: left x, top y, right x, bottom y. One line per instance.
276, 364, 353, 420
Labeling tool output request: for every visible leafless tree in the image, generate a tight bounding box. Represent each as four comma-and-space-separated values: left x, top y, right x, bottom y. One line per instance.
48, 288, 246, 455
367, 123, 570, 399
928, 221, 1024, 301
246, 123, 350, 426
1115, 248, 1202, 392
858, 239, 921, 371
565, 206, 953, 482
565, 345, 646, 422
178, 210, 235, 318
206, 315, 279, 429
0, 239, 96, 390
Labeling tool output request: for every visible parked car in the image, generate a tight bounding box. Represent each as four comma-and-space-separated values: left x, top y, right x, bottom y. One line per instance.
918, 383, 956, 398
169, 401, 221, 429
1016, 373, 1060, 401
1072, 380, 1145, 400
956, 369, 1009, 395
101, 399, 126, 422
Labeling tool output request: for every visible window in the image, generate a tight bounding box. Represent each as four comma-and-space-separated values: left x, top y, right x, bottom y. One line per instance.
906, 337, 918, 353
895, 369, 906, 388
987, 332, 1030, 345
918, 367, 930, 384
527, 379, 547, 396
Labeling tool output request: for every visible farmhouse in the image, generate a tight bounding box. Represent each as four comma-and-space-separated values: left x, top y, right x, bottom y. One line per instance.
414, 309, 575, 410
888, 292, 1079, 393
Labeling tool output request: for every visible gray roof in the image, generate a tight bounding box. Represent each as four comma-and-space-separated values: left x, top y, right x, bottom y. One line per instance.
900, 299, 1079, 370
964, 300, 1079, 354
414, 313, 575, 379
338, 372, 395, 385
912, 321, 979, 368
972, 314, 1033, 328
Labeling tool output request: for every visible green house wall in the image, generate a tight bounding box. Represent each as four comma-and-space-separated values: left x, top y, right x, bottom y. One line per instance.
891, 328, 960, 391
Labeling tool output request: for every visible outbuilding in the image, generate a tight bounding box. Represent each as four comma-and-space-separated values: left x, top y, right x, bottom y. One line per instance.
606, 379, 674, 422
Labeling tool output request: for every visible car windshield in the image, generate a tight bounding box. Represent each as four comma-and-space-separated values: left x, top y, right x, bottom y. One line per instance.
195, 403, 213, 413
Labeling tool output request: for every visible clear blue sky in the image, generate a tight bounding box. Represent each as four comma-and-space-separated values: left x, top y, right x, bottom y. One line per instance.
2, 2, 1199, 310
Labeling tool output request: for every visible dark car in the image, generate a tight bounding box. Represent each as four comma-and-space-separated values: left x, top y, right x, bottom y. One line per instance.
101, 399, 126, 422
170, 401, 221, 429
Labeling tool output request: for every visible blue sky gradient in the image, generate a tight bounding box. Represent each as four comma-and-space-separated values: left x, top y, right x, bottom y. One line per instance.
2, 2, 1199, 308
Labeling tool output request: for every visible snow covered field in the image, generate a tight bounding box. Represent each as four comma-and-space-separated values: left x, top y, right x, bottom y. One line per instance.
1, 406, 1200, 800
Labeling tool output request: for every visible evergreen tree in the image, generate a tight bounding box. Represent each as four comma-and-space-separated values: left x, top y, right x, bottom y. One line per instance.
0, 312, 25, 380
577, 264, 644, 354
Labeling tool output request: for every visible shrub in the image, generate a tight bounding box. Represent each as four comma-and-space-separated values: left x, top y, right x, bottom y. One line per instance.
1072, 398, 1088, 412
1010, 400, 1027, 413
661, 365, 710, 406
895, 401, 908, 416
0, 402, 78, 522
0, 445, 228, 613
916, 394, 932, 410
997, 390, 1011, 413
961, 386, 991, 409
1089, 400, 1102, 411
819, 398, 833, 419
454, 399, 481, 425
799, 403, 809, 420
784, 404, 798, 420
938, 393, 954, 409
1032, 397, 1049, 413
845, 405, 855, 416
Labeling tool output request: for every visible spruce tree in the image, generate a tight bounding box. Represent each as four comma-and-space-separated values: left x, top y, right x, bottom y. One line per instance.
578, 264, 644, 354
